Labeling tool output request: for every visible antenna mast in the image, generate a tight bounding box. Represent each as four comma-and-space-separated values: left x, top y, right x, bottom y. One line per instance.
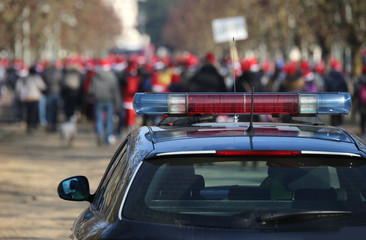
230, 37, 239, 123
246, 86, 255, 135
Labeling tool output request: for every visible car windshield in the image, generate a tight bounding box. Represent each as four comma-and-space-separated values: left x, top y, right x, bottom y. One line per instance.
123, 156, 366, 230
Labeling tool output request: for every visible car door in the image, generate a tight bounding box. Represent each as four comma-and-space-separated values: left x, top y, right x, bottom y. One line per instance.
72, 137, 130, 240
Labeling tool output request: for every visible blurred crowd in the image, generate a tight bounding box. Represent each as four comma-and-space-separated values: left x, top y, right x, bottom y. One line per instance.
0, 49, 366, 144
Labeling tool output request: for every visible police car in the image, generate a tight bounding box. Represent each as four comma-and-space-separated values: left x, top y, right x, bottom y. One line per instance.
58, 92, 366, 239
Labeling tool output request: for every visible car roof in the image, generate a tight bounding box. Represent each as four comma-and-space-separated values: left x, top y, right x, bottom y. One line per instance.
135, 122, 364, 158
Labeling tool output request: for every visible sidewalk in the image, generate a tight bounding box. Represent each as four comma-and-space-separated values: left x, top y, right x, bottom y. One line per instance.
0, 116, 118, 239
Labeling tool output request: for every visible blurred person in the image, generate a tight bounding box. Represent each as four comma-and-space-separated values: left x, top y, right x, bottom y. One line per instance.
234, 57, 266, 92
15, 66, 46, 134
151, 60, 171, 93
114, 59, 131, 138
188, 52, 227, 92
137, 63, 155, 126
138, 63, 153, 93
325, 58, 348, 126
81, 60, 97, 121
313, 60, 326, 92
218, 55, 233, 90
234, 58, 265, 123
6, 60, 22, 122
38, 88, 48, 126
148, 60, 175, 125
122, 60, 140, 131
167, 70, 183, 92
259, 58, 274, 92
42, 61, 63, 132
154, 59, 182, 93
61, 63, 82, 120
5, 60, 20, 92
300, 60, 317, 92
36, 63, 48, 126
0, 59, 6, 97
179, 52, 199, 91
270, 58, 286, 92
278, 61, 305, 92
89, 59, 121, 145
355, 54, 366, 139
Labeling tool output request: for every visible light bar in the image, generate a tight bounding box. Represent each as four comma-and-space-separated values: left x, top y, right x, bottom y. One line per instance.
133, 92, 351, 115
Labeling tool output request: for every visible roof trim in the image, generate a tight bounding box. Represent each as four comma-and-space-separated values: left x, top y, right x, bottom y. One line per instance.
156, 150, 216, 156
301, 151, 361, 157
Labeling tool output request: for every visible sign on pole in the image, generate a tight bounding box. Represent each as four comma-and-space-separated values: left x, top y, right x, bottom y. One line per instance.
212, 16, 248, 43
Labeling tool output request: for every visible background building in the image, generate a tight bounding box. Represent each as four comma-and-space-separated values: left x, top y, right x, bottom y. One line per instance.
105, 0, 149, 52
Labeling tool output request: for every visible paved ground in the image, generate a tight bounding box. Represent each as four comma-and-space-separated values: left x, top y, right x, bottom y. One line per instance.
0, 121, 120, 239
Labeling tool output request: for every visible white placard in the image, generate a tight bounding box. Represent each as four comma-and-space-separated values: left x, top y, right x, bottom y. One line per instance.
212, 16, 248, 43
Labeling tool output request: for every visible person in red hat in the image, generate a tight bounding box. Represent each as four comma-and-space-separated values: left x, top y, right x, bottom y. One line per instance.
301, 60, 317, 92
354, 52, 366, 139
325, 58, 348, 126
89, 59, 121, 145
234, 57, 265, 93
278, 61, 304, 92
179, 52, 199, 91
188, 52, 227, 92
313, 60, 326, 91
122, 60, 140, 132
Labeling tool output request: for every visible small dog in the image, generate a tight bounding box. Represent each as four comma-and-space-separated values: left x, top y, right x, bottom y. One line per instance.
60, 115, 77, 147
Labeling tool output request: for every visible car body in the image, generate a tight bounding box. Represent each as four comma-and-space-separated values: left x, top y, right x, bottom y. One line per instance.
58, 92, 366, 239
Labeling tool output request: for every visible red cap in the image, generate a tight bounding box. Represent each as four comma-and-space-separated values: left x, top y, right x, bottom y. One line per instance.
300, 60, 311, 76
101, 59, 111, 69
314, 61, 325, 74
205, 52, 215, 63
284, 61, 298, 75
241, 59, 250, 72
330, 58, 342, 71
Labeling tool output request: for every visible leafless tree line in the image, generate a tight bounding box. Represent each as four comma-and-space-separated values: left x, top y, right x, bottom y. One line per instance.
0, 0, 122, 62
163, 0, 366, 72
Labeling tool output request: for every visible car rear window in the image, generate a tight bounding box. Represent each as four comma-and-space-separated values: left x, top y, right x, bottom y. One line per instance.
123, 156, 366, 230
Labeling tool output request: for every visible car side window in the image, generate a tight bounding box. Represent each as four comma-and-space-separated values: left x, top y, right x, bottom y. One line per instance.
93, 137, 129, 213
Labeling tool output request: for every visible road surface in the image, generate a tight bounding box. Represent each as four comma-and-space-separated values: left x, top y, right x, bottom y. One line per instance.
0, 121, 119, 239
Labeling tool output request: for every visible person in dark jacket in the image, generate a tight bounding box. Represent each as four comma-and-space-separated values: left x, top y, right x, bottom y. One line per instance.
61, 63, 82, 120
188, 52, 227, 92
42, 61, 63, 132
89, 59, 121, 145
325, 58, 348, 126
234, 58, 266, 93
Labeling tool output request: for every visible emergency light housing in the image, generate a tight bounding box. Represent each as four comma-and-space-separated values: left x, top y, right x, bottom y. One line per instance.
133, 92, 351, 115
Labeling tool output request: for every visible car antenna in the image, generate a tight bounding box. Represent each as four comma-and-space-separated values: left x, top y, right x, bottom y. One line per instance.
230, 37, 239, 123
246, 86, 255, 135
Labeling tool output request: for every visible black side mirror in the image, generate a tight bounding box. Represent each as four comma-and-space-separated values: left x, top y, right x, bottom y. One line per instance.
57, 176, 91, 202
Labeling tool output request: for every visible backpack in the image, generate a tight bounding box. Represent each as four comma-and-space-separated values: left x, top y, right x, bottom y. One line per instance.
358, 83, 366, 106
